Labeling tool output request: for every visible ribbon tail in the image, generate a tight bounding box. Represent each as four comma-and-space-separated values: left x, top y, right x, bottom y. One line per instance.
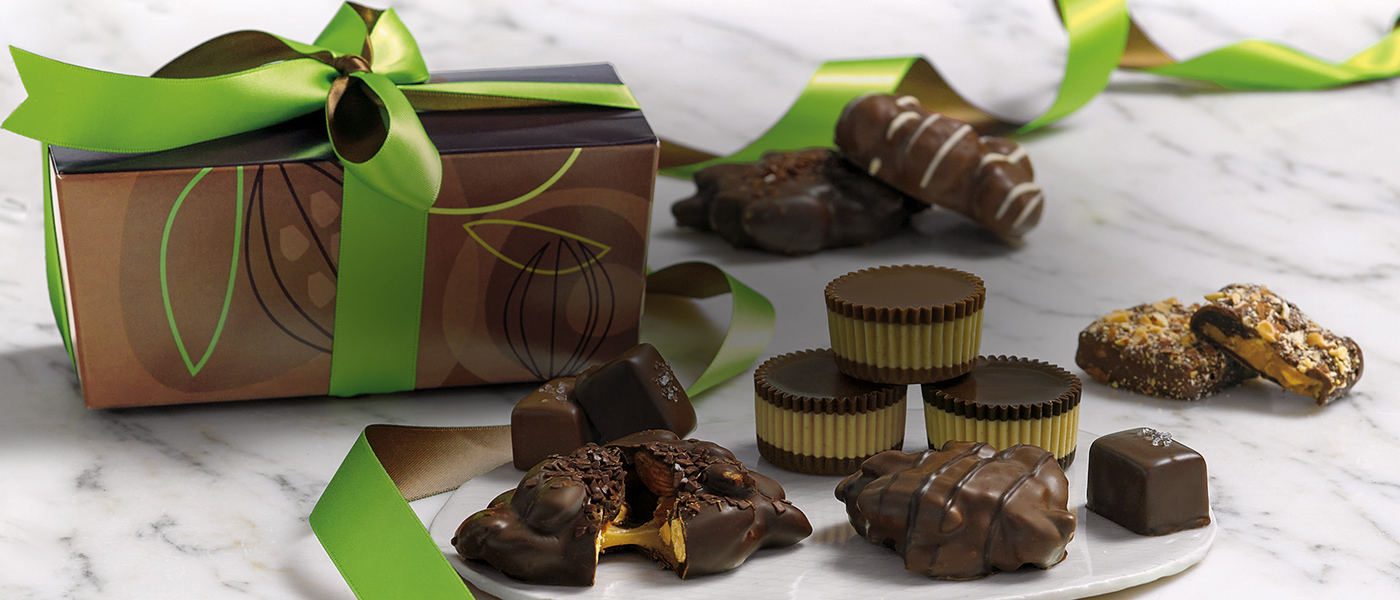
646, 262, 776, 397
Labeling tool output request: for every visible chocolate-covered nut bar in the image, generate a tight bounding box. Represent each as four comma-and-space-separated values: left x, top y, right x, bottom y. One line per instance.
1086, 428, 1210, 536
454, 431, 811, 585
836, 442, 1076, 580
825, 265, 986, 384
573, 343, 697, 442
1190, 284, 1363, 404
1076, 298, 1256, 401
672, 148, 913, 255
922, 356, 1081, 467
510, 377, 593, 469
835, 94, 1044, 243
754, 349, 907, 476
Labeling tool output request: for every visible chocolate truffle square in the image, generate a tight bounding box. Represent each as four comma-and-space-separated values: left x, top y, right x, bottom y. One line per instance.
572, 343, 696, 443
1086, 428, 1210, 536
510, 377, 593, 470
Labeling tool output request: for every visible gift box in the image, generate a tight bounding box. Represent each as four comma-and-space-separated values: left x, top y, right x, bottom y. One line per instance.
44, 64, 658, 408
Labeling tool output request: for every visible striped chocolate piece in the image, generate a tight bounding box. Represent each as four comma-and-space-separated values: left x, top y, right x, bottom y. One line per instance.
825, 265, 986, 384
754, 349, 906, 476
921, 356, 1081, 468
835, 93, 1045, 243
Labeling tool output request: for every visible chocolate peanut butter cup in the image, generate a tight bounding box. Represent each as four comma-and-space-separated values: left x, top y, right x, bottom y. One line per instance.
921, 356, 1081, 467
754, 349, 907, 476
825, 265, 986, 384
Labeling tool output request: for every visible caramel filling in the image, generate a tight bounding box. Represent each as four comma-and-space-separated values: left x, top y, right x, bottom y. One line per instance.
1200, 323, 1322, 396
827, 309, 983, 369
755, 396, 906, 459
597, 504, 686, 565
924, 404, 1079, 460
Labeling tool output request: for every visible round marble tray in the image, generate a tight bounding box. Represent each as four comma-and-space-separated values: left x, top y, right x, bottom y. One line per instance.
428, 422, 1215, 600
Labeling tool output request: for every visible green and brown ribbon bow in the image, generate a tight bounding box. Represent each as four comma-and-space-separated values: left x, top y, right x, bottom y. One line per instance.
11, 1, 1400, 599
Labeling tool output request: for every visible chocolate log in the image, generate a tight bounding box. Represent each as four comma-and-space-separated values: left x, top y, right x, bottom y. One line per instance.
454, 431, 811, 585
1190, 284, 1362, 404
1086, 428, 1210, 536
835, 94, 1044, 243
835, 442, 1075, 580
672, 148, 913, 255
1076, 297, 1255, 401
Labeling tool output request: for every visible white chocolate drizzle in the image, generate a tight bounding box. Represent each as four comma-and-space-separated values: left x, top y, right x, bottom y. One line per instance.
996, 182, 1041, 220
869, 157, 882, 176
919, 124, 973, 189
886, 111, 922, 140
895, 95, 921, 108
977, 145, 1028, 170
1010, 192, 1043, 231
902, 114, 943, 158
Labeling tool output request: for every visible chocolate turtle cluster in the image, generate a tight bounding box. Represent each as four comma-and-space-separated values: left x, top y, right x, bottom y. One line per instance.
453, 430, 811, 586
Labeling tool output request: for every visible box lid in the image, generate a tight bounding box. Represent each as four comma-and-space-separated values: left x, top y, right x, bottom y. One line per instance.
50, 63, 656, 174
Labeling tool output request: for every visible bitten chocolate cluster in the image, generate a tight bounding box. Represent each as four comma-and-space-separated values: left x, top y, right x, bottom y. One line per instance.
453, 430, 811, 586
836, 441, 1076, 580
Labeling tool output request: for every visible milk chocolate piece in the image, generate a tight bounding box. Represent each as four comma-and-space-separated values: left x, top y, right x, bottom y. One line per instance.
754, 349, 907, 475
1086, 428, 1210, 536
1076, 298, 1256, 400
835, 94, 1044, 243
510, 377, 594, 469
923, 356, 1081, 467
1190, 284, 1362, 404
825, 265, 986, 384
672, 148, 914, 255
573, 343, 697, 442
836, 442, 1076, 580
454, 431, 811, 585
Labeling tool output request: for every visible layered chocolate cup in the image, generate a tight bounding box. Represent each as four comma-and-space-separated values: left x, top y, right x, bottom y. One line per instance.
754, 349, 907, 476
825, 265, 986, 384
921, 356, 1081, 467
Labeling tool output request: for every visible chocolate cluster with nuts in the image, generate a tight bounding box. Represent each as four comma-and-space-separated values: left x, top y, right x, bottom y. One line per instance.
453, 430, 811, 586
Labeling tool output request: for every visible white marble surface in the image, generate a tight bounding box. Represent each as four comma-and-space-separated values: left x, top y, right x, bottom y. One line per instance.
2, 1, 1399, 598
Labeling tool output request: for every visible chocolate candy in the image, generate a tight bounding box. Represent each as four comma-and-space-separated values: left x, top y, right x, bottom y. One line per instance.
1190, 284, 1362, 404
454, 431, 811, 585
922, 356, 1082, 467
753, 349, 907, 476
510, 376, 593, 470
825, 265, 986, 384
1086, 428, 1210, 536
1076, 298, 1256, 401
573, 343, 696, 442
672, 148, 913, 255
836, 442, 1076, 580
835, 94, 1044, 243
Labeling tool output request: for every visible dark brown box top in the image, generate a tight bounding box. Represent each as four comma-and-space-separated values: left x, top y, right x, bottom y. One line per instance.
50, 63, 656, 174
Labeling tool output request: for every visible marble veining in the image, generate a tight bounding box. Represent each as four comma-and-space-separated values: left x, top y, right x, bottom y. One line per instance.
3, 0, 1400, 598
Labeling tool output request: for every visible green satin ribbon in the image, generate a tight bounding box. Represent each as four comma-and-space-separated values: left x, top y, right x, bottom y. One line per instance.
309, 261, 775, 600
6, 2, 640, 394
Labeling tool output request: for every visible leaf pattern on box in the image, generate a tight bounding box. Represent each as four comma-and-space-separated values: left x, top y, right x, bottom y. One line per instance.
462, 219, 611, 275
160, 167, 244, 376
429, 147, 581, 216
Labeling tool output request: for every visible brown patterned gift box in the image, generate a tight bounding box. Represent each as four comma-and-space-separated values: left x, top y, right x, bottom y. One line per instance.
47, 65, 658, 408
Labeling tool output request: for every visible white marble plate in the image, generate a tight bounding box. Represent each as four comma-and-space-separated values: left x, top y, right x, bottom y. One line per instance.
428, 422, 1215, 600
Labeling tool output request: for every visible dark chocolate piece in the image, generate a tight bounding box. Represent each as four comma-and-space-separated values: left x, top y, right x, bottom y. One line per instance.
454, 430, 811, 585
510, 376, 594, 470
1076, 297, 1255, 400
1086, 428, 1210, 536
834, 94, 1044, 243
754, 349, 907, 475
1190, 284, 1362, 405
824, 265, 986, 384
922, 356, 1081, 467
573, 343, 697, 442
836, 442, 1076, 580
672, 148, 913, 255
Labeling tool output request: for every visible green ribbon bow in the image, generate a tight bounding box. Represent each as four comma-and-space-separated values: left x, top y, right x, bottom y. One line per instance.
5, 2, 641, 395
